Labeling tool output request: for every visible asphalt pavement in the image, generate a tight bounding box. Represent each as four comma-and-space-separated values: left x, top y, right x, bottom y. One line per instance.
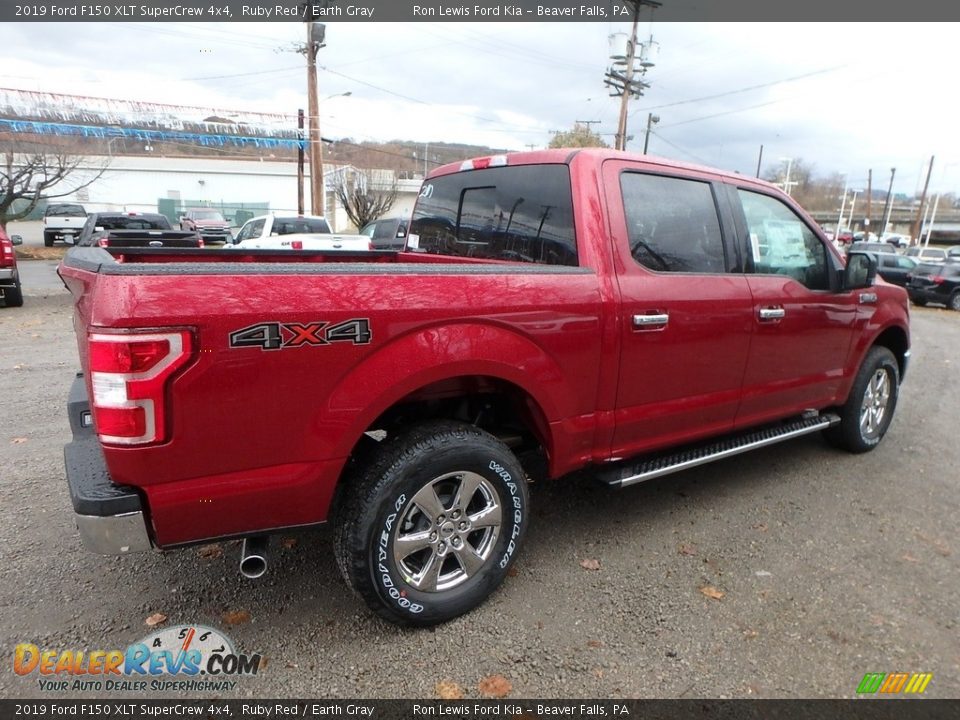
0, 283, 958, 700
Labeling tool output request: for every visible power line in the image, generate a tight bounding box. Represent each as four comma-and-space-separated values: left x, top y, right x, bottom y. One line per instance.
632, 65, 848, 115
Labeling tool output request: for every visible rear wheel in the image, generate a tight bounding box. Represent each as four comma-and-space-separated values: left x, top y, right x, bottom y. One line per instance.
910, 297, 927, 307
3, 275, 23, 307
823, 347, 899, 453
949, 292, 960, 312
333, 420, 529, 626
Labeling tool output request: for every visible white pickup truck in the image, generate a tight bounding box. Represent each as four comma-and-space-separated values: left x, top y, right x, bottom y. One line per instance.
228, 213, 371, 251
43, 203, 88, 246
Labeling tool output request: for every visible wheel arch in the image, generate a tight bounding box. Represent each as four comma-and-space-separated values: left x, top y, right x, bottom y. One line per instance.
316, 322, 571, 502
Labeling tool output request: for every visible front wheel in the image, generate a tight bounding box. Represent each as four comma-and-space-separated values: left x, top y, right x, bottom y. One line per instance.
333, 420, 529, 626
823, 346, 899, 453
43, 232, 54, 248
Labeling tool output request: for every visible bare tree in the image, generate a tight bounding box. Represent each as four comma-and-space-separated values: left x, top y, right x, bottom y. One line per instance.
332, 168, 398, 230
0, 141, 108, 230
548, 122, 609, 149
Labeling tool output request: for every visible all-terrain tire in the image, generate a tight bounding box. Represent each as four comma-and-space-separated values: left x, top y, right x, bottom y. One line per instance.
3, 276, 23, 307
43, 232, 54, 248
333, 420, 529, 626
823, 346, 899, 453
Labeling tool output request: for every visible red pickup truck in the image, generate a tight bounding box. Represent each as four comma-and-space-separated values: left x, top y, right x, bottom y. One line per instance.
59, 149, 910, 626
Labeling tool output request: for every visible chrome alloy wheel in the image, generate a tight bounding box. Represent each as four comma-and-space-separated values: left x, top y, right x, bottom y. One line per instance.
392, 471, 502, 593
859, 368, 891, 440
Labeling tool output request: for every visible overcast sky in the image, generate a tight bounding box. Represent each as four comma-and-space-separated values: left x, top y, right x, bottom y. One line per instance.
1, 21, 958, 197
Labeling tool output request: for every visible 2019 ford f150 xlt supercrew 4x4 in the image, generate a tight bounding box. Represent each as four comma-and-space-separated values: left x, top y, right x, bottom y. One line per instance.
59, 149, 910, 626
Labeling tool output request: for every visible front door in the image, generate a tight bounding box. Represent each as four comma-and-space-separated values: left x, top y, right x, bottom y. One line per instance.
729, 186, 857, 428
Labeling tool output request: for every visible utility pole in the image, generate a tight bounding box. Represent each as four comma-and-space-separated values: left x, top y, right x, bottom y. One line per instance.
605, 0, 661, 151
924, 193, 941, 246
305, 22, 326, 217
910, 155, 934, 245
880, 167, 895, 237
297, 108, 305, 215
642, 113, 659, 153
755, 144, 763, 178
864, 169, 872, 239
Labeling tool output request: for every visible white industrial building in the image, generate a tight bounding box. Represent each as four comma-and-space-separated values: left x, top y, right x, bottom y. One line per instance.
61, 155, 423, 232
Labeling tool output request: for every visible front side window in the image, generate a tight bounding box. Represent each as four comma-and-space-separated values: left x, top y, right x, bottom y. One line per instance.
737, 189, 829, 290
409, 164, 577, 266
619, 173, 726, 273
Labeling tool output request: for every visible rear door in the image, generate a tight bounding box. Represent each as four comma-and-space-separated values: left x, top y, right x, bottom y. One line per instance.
603, 161, 754, 457
727, 186, 857, 428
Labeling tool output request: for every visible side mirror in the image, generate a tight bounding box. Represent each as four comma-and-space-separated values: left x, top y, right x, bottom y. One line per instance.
10, 234, 23, 246
843, 251, 877, 290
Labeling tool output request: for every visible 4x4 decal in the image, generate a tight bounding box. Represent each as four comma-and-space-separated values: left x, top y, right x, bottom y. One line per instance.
229, 320, 372, 350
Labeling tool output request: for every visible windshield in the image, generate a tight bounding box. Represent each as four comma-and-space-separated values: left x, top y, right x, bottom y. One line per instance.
46, 204, 85, 216
272, 217, 331, 235
191, 210, 225, 221
98, 216, 172, 230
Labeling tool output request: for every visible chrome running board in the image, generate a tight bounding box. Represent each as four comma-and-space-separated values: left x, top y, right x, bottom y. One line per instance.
600, 414, 841, 488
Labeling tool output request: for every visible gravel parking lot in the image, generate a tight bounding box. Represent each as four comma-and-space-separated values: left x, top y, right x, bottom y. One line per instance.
1, 265, 958, 700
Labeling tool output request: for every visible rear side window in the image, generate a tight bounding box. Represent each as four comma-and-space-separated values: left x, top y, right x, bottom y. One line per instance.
620, 173, 726, 273
409, 165, 577, 266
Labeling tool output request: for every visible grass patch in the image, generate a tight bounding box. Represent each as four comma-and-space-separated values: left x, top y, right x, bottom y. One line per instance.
15, 246, 68, 261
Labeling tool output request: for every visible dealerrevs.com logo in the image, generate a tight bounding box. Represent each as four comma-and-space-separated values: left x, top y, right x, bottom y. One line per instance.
14, 625, 261, 692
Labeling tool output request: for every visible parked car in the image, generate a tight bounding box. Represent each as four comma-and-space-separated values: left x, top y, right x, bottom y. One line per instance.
229, 214, 332, 245
876, 254, 918, 287
905, 246, 947, 263
76, 212, 202, 248
43, 203, 87, 247
359, 216, 409, 250
907, 261, 960, 310
179, 208, 232, 243
847, 241, 897, 256
59, 148, 910, 626
881, 233, 911, 248
835, 229, 855, 246
946, 246, 960, 260
0, 228, 23, 307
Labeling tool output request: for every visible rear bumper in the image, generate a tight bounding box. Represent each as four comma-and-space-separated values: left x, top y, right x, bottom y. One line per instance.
64, 375, 153, 555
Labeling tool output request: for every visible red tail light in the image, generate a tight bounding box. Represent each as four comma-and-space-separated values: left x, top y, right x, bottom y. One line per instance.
98, 237, 109, 248
88, 331, 192, 445
291, 240, 303, 250
932, 276, 945, 284
197, 237, 205, 248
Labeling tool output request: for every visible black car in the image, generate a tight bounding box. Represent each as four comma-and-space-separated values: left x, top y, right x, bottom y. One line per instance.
876, 254, 918, 287
359, 216, 409, 250
77, 212, 202, 248
907, 260, 960, 310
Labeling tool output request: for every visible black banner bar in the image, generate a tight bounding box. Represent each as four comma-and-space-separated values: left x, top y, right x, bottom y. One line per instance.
4, 0, 960, 23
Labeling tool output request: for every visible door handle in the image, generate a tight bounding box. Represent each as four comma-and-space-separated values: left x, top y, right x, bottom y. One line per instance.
632, 313, 669, 329
758, 307, 785, 320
